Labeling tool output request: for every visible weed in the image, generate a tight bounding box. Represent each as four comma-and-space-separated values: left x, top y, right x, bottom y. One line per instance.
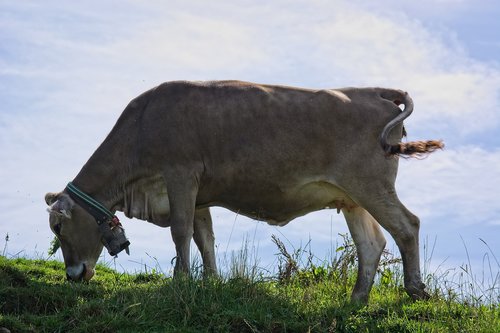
2, 234, 8, 257
47, 236, 60, 257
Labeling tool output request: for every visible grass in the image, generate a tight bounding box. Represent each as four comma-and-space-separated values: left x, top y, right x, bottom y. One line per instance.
0, 235, 499, 332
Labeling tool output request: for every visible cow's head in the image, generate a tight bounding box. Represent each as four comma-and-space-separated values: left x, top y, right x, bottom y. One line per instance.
45, 192, 103, 281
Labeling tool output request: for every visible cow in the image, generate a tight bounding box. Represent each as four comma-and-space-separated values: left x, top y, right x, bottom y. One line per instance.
45, 80, 443, 303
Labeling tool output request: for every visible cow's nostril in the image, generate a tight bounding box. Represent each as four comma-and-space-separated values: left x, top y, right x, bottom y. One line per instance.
66, 264, 85, 281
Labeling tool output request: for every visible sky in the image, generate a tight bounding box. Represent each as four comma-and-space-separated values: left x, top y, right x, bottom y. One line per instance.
1, 0, 499, 285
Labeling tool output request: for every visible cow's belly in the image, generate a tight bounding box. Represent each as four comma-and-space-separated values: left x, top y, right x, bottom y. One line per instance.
120, 176, 357, 227
216, 180, 358, 226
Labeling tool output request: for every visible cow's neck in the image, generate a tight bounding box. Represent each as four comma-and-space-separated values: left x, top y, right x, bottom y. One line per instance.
71, 144, 131, 211
73, 155, 168, 224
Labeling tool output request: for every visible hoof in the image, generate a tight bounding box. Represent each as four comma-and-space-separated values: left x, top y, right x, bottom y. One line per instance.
350, 292, 369, 305
406, 282, 430, 301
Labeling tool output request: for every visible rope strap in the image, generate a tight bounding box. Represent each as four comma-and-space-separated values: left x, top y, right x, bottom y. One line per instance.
65, 182, 116, 225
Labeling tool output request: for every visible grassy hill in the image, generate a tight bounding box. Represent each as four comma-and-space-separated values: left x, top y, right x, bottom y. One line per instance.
1, 241, 499, 332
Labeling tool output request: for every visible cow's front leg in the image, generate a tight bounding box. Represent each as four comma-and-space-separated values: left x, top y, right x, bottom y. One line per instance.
342, 207, 386, 304
171, 219, 193, 275
193, 208, 217, 276
166, 174, 198, 277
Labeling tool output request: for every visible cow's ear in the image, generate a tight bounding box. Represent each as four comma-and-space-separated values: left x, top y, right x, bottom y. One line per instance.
46, 193, 75, 219
45, 192, 59, 205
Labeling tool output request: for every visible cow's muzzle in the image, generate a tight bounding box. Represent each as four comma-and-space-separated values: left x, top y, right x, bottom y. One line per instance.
66, 263, 95, 281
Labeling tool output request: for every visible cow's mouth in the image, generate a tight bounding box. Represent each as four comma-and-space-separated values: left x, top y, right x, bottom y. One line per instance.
66, 263, 95, 281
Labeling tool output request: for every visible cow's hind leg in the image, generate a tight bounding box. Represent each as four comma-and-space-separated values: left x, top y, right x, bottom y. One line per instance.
193, 208, 217, 276
353, 185, 430, 301
342, 207, 386, 304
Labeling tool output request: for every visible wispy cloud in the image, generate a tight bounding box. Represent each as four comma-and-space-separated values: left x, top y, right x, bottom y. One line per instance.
397, 147, 500, 226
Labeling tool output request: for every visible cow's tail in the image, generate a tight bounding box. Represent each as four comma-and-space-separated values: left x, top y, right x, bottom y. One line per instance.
379, 89, 443, 157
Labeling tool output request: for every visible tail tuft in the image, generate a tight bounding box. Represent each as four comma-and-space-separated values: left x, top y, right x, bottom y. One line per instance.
385, 140, 444, 158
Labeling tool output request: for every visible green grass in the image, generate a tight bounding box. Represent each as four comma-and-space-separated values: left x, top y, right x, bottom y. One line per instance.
1, 253, 499, 333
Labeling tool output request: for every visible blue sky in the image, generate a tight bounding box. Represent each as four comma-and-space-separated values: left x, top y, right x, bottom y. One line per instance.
1, 0, 499, 283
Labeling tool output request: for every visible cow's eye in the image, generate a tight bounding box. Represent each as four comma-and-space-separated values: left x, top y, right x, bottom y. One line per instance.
53, 223, 62, 235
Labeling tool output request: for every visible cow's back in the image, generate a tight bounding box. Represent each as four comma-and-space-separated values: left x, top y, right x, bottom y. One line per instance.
138, 81, 398, 165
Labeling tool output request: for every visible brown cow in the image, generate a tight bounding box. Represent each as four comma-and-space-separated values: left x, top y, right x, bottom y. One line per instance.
45, 80, 442, 303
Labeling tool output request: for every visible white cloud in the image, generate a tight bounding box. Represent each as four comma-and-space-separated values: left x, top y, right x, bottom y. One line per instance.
88, 1, 500, 138
303, 7, 500, 136
397, 147, 500, 226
